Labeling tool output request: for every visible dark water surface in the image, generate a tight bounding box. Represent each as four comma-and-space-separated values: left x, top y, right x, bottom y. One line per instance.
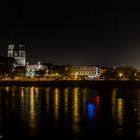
0, 86, 140, 140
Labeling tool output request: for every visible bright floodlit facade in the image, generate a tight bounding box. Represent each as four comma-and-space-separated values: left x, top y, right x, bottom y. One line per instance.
8, 44, 26, 67
26, 62, 48, 76
65, 65, 104, 79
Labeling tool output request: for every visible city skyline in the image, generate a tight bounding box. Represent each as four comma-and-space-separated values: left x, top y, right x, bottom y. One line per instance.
0, 0, 140, 67
0, 41, 139, 69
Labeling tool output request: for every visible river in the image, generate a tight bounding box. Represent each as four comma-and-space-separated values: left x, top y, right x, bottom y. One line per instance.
0, 86, 140, 140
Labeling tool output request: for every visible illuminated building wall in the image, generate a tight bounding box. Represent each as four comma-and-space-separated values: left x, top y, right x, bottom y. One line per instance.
26, 62, 48, 76
8, 43, 26, 67
65, 65, 103, 79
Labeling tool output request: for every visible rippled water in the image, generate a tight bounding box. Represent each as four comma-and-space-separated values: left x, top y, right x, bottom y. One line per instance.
0, 86, 140, 140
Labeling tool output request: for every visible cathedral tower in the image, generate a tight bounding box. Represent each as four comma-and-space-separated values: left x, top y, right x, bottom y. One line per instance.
8, 43, 26, 67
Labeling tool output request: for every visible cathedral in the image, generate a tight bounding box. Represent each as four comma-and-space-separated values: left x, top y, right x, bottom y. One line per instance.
8, 43, 26, 67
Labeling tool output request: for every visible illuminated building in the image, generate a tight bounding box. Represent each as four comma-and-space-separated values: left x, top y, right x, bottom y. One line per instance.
65, 65, 103, 79
26, 62, 48, 76
8, 43, 26, 67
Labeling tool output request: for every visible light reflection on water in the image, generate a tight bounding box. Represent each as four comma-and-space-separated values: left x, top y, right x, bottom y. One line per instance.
54, 88, 60, 121
111, 88, 125, 127
0, 86, 140, 139
45, 87, 50, 118
87, 103, 96, 121
72, 88, 80, 132
64, 88, 69, 120
28, 87, 37, 134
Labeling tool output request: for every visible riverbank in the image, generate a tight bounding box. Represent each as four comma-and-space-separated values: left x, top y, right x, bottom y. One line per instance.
0, 80, 140, 87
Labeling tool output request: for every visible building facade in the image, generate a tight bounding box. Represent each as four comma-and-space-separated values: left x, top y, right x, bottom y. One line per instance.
26, 62, 48, 76
65, 65, 103, 79
8, 44, 26, 67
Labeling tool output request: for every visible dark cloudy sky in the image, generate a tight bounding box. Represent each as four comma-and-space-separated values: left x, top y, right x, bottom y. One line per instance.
0, 0, 140, 67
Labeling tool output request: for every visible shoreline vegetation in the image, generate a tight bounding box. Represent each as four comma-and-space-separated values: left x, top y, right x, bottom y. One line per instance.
0, 79, 140, 87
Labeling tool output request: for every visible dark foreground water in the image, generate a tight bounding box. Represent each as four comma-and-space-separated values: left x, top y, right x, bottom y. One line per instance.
0, 86, 140, 140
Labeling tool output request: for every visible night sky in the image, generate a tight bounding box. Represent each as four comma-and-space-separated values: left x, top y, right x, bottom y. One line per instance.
0, 0, 140, 67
